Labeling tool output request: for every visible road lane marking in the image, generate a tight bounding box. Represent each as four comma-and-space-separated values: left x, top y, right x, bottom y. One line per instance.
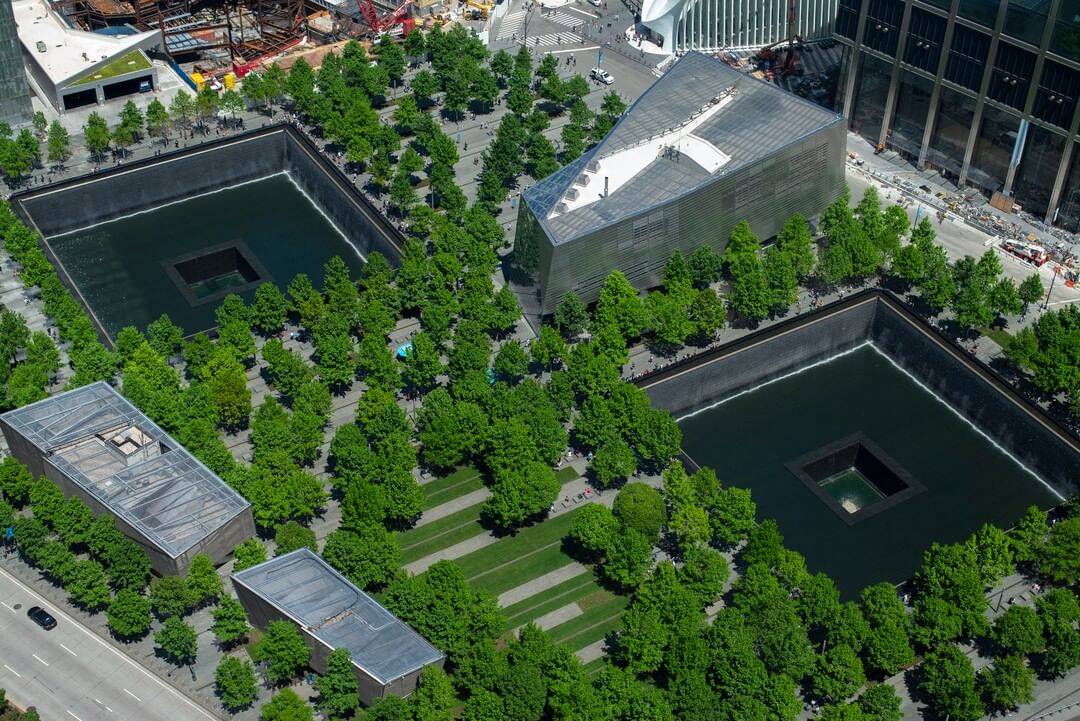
60, 644, 76, 656
66, 711, 82, 721
0, 567, 217, 720
123, 689, 142, 702
0, 602, 14, 612
3, 664, 21, 677
94, 698, 114, 713
32, 653, 49, 666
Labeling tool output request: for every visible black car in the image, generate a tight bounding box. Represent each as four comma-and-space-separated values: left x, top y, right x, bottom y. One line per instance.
27, 606, 57, 630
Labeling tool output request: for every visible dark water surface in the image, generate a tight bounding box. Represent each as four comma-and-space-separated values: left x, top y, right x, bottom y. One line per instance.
679, 344, 1058, 597
47, 173, 363, 338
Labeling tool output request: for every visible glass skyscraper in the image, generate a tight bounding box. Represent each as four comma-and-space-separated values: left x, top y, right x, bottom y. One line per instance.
833, 0, 1080, 231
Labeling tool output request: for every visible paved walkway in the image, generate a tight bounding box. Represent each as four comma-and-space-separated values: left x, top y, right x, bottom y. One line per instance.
575, 639, 607, 664
497, 562, 587, 606
527, 602, 583, 632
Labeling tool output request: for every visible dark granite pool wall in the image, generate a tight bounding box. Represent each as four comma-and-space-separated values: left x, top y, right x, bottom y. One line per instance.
11, 124, 403, 260
639, 295, 878, 418
639, 290, 1079, 498
872, 295, 1080, 497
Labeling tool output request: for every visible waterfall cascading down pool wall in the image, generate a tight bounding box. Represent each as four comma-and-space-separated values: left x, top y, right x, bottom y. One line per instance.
9, 124, 403, 344
638, 290, 1079, 499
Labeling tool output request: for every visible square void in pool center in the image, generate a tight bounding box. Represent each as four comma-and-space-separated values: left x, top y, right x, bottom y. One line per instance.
43, 173, 362, 339
676, 345, 1059, 595
164, 241, 270, 306
786, 433, 926, 525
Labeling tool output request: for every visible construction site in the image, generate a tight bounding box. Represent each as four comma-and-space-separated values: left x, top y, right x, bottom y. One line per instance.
41, 0, 434, 83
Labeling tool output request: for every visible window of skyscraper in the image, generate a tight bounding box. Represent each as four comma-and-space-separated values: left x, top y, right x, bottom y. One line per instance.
946, 25, 993, 89
958, 0, 1000, 27
1005, 0, 1050, 45
1056, 148, 1080, 231
1051, 0, 1080, 60
989, 42, 1036, 109
969, 103, 1022, 193
864, 0, 905, 55
889, 71, 935, 157
904, 7, 947, 72
927, 87, 978, 176
1013, 124, 1066, 216
1034, 59, 1079, 127
851, 52, 895, 144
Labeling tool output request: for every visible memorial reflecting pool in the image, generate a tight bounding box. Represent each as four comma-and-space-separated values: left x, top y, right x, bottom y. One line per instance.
47, 173, 363, 338
678, 344, 1058, 596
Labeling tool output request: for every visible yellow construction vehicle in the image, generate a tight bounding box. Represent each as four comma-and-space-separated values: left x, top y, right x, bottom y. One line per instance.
465, 0, 491, 20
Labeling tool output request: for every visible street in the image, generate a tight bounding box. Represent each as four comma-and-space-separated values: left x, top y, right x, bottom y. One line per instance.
0, 564, 218, 721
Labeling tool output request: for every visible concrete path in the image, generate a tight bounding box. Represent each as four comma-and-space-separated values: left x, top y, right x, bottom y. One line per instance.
403, 531, 500, 575
526, 602, 583, 632
498, 562, 587, 607
414, 487, 491, 527
575, 639, 607, 664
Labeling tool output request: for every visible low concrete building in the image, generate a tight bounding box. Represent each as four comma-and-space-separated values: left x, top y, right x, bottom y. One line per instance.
12, 0, 162, 113
232, 549, 445, 704
0, 382, 254, 576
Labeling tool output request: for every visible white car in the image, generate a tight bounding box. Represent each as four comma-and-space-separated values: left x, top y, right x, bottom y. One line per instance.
587, 0, 601, 6
590, 67, 614, 84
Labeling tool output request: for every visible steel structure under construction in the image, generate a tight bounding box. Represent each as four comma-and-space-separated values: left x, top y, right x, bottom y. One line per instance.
0, 382, 255, 576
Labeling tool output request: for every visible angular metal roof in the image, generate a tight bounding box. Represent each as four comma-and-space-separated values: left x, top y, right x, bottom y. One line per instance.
231, 549, 444, 684
523, 51, 843, 246
1, 382, 250, 558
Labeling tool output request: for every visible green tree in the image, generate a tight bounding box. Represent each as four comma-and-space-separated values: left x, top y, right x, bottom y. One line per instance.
315, 648, 360, 721
494, 340, 528, 382
728, 253, 771, 323
567, 503, 619, 559
260, 689, 313, 721
211, 595, 251, 647
0, 455, 34, 507
965, 523, 1013, 588
149, 575, 195, 619
251, 619, 311, 685
590, 438, 637, 489
613, 482, 666, 539
185, 553, 222, 605
990, 605, 1043, 657
810, 645, 866, 703
216, 656, 258, 711
206, 348, 252, 428
1040, 515, 1080, 585
274, 520, 318, 555
46, 121, 71, 165
554, 292, 589, 337
106, 588, 152, 640
978, 654, 1034, 713
410, 665, 456, 721
1019, 273, 1045, 306
482, 461, 561, 529
778, 214, 816, 279
601, 527, 653, 590
856, 685, 901, 721
763, 246, 798, 313
83, 112, 111, 158
918, 644, 983, 721
252, 283, 288, 334
145, 98, 170, 137
233, 538, 267, 572
155, 615, 198, 666
322, 525, 400, 591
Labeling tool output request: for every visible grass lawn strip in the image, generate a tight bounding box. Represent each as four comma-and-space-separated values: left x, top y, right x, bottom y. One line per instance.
468, 543, 573, 597
583, 658, 606, 676
422, 473, 485, 510
454, 506, 584, 579
501, 573, 597, 630
398, 502, 485, 552
978, 325, 1014, 349
547, 594, 629, 649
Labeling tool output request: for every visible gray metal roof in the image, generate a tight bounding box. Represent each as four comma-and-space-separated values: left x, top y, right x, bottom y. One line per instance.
231, 549, 444, 684
1, 382, 250, 558
524, 51, 843, 246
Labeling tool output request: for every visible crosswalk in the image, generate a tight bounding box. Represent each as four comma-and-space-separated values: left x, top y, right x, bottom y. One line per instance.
524, 30, 583, 46
497, 9, 526, 40
540, 9, 584, 27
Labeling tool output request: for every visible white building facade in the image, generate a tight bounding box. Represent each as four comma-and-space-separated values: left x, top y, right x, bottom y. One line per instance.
640, 0, 837, 53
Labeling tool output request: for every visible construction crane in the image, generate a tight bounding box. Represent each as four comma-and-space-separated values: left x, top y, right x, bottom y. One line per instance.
780, 0, 799, 77
356, 0, 414, 36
